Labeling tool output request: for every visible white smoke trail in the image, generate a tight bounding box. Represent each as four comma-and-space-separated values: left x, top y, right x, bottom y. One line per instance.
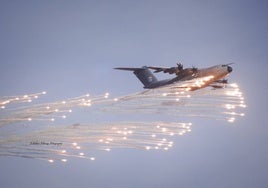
0, 78, 246, 162
0, 121, 191, 162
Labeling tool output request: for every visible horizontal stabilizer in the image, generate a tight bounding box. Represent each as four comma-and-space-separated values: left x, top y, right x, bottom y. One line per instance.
115, 66, 158, 88
114, 67, 145, 71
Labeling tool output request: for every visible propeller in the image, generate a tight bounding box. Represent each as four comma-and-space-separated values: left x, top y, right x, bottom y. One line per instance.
177, 63, 183, 71
191, 66, 198, 74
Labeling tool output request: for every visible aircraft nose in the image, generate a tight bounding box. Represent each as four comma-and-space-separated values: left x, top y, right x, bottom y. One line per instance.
227, 66, 233, 73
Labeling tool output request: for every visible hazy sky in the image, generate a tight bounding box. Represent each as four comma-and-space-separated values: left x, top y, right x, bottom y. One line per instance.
0, 1, 267, 188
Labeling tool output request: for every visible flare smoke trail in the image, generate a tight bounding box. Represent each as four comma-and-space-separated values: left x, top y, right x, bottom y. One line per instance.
0, 77, 246, 162
0, 121, 191, 162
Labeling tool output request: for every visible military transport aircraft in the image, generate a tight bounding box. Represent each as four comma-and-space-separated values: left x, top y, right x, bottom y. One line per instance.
115, 63, 233, 90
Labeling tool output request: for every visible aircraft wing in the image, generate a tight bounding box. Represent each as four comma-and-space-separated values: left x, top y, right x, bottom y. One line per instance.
148, 66, 177, 74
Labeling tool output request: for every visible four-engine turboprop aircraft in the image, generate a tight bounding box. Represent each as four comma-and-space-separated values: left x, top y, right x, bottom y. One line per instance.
115, 63, 233, 90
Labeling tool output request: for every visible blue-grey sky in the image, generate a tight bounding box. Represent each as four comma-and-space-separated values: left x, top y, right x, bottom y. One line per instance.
0, 0, 268, 188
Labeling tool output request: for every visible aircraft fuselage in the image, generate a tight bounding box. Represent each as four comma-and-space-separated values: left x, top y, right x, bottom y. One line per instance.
115, 64, 233, 89
144, 65, 232, 89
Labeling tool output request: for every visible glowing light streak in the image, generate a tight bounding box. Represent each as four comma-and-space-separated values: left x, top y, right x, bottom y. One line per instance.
0, 77, 246, 162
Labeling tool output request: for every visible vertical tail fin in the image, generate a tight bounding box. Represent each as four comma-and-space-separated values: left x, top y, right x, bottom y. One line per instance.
114, 66, 158, 88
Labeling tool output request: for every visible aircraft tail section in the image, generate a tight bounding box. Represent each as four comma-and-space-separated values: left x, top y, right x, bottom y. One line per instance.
115, 66, 158, 88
